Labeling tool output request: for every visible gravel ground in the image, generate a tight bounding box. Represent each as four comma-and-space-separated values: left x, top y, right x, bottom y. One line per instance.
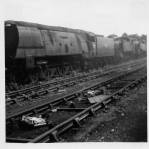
62, 81, 147, 142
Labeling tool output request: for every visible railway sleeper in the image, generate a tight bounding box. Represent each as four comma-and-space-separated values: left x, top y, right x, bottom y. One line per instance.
30, 91, 39, 98
89, 108, 96, 116
57, 122, 74, 137
6, 98, 21, 106
120, 79, 136, 82
67, 101, 76, 108
35, 106, 50, 114
22, 94, 31, 101
47, 130, 59, 142
57, 108, 85, 112
47, 104, 53, 110
73, 118, 81, 128
93, 104, 103, 112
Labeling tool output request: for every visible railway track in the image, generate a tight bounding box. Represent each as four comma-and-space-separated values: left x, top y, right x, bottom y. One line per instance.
6, 58, 145, 97
6, 58, 146, 107
6, 59, 137, 95
6, 60, 146, 121
6, 63, 146, 142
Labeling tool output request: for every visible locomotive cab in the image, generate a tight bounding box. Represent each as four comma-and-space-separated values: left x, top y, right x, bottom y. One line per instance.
5, 22, 18, 67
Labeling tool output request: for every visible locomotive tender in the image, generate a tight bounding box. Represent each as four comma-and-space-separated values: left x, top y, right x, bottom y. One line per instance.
5, 20, 147, 87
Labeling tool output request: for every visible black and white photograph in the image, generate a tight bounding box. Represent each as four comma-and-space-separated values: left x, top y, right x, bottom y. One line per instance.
1, 0, 148, 146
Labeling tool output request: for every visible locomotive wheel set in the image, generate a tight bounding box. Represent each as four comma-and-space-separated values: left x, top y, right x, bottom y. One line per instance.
5, 20, 147, 91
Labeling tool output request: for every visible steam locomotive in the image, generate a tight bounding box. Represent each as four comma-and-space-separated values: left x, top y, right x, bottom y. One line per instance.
5, 20, 147, 88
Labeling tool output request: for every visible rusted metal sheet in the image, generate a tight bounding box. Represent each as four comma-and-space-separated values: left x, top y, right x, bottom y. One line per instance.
96, 37, 115, 57
131, 40, 139, 54
76, 34, 89, 54
88, 95, 109, 103
53, 31, 79, 54
140, 43, 147, 51
114, 40, 121, 50
16, 27, 82, 58
40, 30, 56, 55
17, 26, 44, 48
43, 30, 82, 55
114, 39, 124, 58
16, 26, 46, 58
122, 40, 133, 52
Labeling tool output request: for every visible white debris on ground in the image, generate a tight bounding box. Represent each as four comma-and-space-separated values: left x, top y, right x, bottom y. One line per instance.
57, 89, 66, 93
88, 95, 109, 103
21, 115, 47, 127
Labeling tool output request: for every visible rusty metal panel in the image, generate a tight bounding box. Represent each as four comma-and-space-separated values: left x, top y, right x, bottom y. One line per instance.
96, 37, 115, 57
131, 40, 139, 53
114, 40, 121, 50
76, 34, 89, 53
140, 43, 147, 51
16, 27, 48, 58
88, 95, 109, 103
40, 30, 56, 55
114, 39, 124, 58
48, 31, 82, 55
17, 26, 44, 48
122, 40, 133, 52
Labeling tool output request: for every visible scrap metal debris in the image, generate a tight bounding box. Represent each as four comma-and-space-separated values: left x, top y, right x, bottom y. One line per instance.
20, 115, 47, 127
88, 95, 109, 103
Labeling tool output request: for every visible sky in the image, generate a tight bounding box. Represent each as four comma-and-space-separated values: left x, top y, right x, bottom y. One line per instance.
2, 0, 149, 36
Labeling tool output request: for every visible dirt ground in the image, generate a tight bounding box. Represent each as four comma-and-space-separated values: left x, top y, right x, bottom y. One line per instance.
62, 81, 147, 142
